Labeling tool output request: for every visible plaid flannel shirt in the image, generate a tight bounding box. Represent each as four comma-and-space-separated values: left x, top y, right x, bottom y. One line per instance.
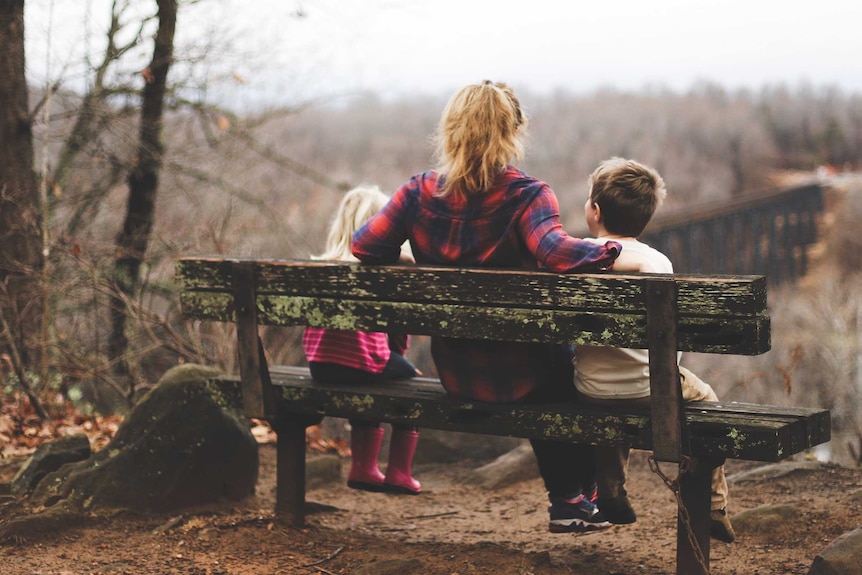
352, 166, 621, 402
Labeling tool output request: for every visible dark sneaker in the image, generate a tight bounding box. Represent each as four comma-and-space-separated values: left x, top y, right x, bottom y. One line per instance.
597, 494, 637, 524
710, 508, 736, 543
584, 483, 598, 503
548, 494, 612, 533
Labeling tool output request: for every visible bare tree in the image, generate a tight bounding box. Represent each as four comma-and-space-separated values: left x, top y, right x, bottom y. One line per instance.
108, 0, 178, 399
0, 0, 44, 374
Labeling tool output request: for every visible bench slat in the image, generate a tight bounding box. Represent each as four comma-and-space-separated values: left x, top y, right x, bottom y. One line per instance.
177, 258, 768, 315
180, 292, 770, 355
209, 370, 827, 462
687, 401, 831, 454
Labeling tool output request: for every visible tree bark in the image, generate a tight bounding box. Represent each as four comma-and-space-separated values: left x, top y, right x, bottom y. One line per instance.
108, 0, 177, 397
0, 0, 44, 370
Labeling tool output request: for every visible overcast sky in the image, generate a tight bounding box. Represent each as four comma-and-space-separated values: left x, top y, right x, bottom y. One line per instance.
24, 0, 862, 106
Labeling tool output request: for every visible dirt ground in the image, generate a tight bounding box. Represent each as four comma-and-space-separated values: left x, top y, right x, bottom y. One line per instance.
1, 445, 861, 575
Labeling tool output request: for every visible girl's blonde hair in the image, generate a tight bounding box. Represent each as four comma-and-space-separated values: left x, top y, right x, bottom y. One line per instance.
314, 185, 390, 262
433, 80, 527, 198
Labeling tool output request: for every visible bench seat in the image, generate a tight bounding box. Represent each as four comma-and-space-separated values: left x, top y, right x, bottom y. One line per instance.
207, 366, 830, 463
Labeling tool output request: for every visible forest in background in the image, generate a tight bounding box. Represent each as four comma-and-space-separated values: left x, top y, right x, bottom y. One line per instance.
2, 2, 862, 465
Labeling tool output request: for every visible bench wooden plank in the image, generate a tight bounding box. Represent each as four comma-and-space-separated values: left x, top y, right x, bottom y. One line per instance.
179, 291, 770, 355
177, 257, 768, 315
208, 370, 827, 463
689, 402, 831, 452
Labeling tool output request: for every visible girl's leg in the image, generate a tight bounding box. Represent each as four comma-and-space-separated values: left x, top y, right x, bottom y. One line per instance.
383, 425, 421, 494
381, 352, 419, 379
308, 363, 385, 490
347, 421, 386, 492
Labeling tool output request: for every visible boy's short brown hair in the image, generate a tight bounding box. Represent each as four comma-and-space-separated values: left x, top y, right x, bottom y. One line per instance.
588, 157, 667, 237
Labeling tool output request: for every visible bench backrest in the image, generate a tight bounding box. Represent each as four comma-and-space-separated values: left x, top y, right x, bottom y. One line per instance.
176, 257, 770, 355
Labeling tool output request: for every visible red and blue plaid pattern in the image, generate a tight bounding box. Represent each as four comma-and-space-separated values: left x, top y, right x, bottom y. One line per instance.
352, 166, 621, 402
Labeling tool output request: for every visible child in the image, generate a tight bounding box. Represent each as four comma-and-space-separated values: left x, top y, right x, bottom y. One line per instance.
352, 81, 622, 533
574, 157, 736, 543
302, 185, 423, 495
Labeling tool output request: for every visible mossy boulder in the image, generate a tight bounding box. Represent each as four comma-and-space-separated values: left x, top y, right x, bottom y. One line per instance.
30, 363, 257, 513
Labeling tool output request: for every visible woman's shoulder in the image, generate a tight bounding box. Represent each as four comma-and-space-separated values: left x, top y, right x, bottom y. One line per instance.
400, 170, 443, 195
500, 166, 552, 197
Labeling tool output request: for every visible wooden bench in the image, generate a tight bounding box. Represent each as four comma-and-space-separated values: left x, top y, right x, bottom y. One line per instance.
176, 256, 830, 575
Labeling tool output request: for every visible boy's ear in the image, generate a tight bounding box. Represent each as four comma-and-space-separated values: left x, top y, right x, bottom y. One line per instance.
593, 202, 603, 224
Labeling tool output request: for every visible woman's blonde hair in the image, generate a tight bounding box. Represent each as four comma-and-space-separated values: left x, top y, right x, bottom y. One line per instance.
314, 185, 390, 261
433, 80, 527, 198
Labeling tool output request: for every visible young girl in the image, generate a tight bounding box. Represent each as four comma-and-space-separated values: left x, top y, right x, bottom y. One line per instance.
302, 185, 423, 495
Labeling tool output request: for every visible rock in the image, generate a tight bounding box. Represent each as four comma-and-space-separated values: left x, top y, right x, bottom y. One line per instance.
30, 363, 258, 513
461, 443, 539, 489
727, 460, 828, 484
809, 527, 862, 575
10, 434, 91, 496
732, 503, 799, 532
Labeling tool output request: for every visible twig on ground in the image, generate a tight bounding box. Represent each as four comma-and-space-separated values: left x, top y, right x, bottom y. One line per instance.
301, 545, 344, 567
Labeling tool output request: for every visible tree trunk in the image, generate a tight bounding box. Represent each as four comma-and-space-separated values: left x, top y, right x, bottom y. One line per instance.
0, 0, 44, 370
108, 0, 177, 398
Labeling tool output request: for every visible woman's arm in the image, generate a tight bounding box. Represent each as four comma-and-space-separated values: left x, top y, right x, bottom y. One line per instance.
518, 187, 621, 272
352, 186, 412, 264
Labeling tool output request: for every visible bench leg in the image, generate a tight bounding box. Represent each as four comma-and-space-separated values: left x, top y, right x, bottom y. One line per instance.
273, 421, 307, 526
676, 457, 716, 575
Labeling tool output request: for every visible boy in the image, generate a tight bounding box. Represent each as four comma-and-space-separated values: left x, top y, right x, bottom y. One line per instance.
574, 157, 736, 543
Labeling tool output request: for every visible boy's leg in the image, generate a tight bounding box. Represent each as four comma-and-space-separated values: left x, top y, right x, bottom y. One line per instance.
679, 366, 735, 542
679, 365, 718, 402
595, 445, 630, 500
679, 366, 729, 510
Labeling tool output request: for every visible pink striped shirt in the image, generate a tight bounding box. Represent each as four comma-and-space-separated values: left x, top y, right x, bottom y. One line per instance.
302, 328, 407, 374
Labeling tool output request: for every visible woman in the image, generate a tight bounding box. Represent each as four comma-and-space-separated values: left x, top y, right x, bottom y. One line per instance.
352, 80, 622, 533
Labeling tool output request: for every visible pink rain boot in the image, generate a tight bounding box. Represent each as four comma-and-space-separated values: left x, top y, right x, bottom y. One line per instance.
383, 428, 421, 495
347, 425, 386, 492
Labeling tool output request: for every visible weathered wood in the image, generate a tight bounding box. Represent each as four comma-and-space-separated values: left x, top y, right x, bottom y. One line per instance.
177, 257, 772, 356
176, 258, 768, 315
231, 263, 262, 417
647, 278, 685, 462
180, 291, 769, 354
231, 263, 272, 418
677, 458, 715, 575
207, 372, 828, 463
272, 420, 307, 526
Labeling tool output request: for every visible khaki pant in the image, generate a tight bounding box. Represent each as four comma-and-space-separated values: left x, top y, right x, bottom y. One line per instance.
580, 366, 729, 510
